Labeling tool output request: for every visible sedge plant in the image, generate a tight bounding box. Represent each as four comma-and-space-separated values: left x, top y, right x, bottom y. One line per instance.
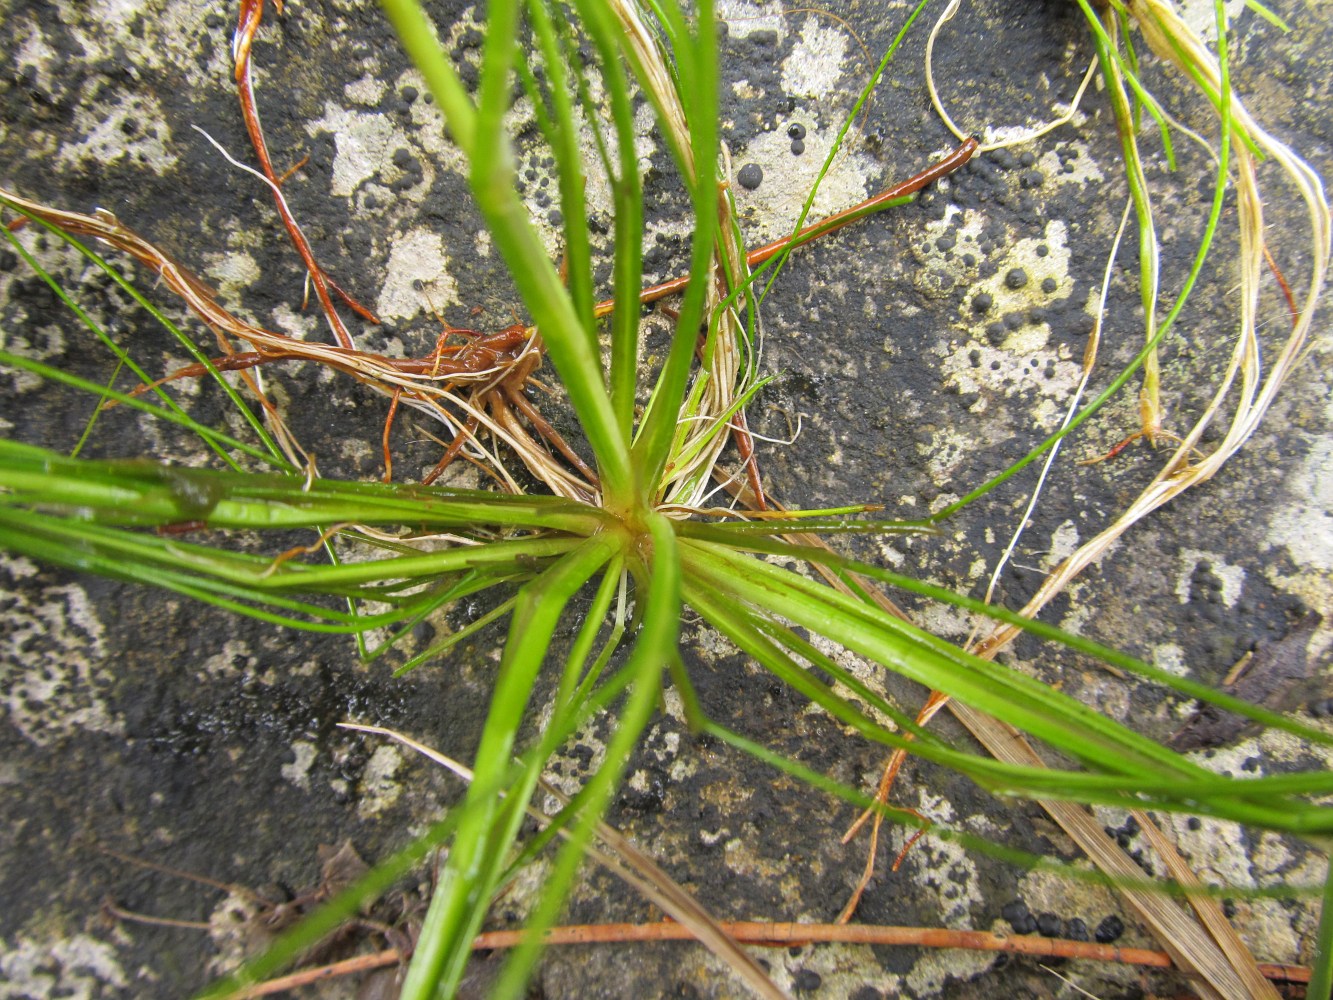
2, 1, 1332, 998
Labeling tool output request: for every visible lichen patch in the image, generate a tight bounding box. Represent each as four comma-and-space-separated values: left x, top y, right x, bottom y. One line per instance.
203, 249, 262, 304
1045, 519, 1081, 569
0, 933, 127, 1000
0, 557, 118, 747
281, 739, 317, 790
308, 102, 411, 199
356, 744, 404, 818
12, 13, 60, 96
730, 126, 879, 248
1267, 427, 1333, 573
377, 226, 460, 323
1156, 808, 1262, 899
58, 92, 178, 176
716, 0, 788, 40
781, 16, 848, 99
1174, 548, 1246, 607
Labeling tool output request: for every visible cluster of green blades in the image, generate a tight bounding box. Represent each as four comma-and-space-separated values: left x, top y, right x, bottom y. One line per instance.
2, 0, 1332, 998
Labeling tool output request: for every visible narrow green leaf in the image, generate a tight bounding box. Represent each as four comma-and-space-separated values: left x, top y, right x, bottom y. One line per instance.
492, 514, 678, 998
399, 533, 620, 1000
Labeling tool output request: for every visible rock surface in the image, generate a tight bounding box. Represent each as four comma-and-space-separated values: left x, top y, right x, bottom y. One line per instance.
1, 1, 1330, 997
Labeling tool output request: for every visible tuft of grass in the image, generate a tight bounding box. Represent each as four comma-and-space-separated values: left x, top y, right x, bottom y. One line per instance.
1, 1, 1330, 997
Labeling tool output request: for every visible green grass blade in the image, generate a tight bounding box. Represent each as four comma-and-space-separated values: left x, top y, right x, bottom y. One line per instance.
570, 571, 631, 708
0, 510, 437, 631
68, 358, 126, 459
380, 0, 632, 499
1, 198, 291, 467
0, 351, 285, 466
398, 533, 620, 1000
681, 540, 1205, 780
684, 573, 1333, 823
392, 594, 519, 677
679, 514, 934, 536
361, 571, 495, 663
492, 516, 677, 997
194, 810, 464, 999
756, 0, 933, 304
523, 1, 595, 334
701, 718, 1330, 895
1243, 0, 1290, 31
1308, 861, 1333, 1000
677, 524, 1333, 749
569, 0, 646, 439
0, 439, 609, 534
630, 0, 721, 498
552, 554, 626, 714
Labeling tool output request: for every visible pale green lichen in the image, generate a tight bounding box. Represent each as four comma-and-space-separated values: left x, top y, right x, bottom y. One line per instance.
356, 743, 405, 819
1174, 549, 1247, 607
281, 738, 318, 790
376, 226, 461, 322
781, 16, 849, 100
57, 92, 178, 176
0, 555, 118, 747
0, 932, 128, 1000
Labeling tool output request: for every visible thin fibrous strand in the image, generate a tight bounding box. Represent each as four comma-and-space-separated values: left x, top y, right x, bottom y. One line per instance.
602, 139, 979, 314
503, 382, 599, 483
2, 140, 975, 499
211, 920, 1317, 1000
232, 0, 377, 348
926, 0, 1099, 153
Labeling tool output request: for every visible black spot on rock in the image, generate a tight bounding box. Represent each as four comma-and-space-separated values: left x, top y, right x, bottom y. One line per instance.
737, 163, 763, 190
1036, 912, 1063, 937
1010, 912, 1038, 934
1094, 915, 1125, 943
792, 968, 822, 992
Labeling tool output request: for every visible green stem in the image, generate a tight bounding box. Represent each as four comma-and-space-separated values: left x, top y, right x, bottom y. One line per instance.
630, 0, 719, 500
379, 0, 633, 501
398, 532, 621, 999
1308, 859, 1333, 1000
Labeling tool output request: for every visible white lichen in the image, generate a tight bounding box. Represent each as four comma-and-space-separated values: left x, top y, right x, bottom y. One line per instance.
0, 933, 127, 1000
356, 743, 404, 818
0, 556, 118, 746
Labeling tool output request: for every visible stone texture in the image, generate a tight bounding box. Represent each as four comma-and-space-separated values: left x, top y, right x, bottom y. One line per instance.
1, 1, 1330, 997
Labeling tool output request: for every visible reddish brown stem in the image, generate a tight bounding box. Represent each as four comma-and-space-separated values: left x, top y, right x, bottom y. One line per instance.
729, 410, 768, 511
421, 414, 480, 486
381, 387, 402, 483
745, 138, 980, 269
1262, 242, 1300, 328
127, 323, 537, 399
232, 0, 377, 347
504, 381, 599, 483
211, 920, 1313, 999
616, 138, 980, 312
